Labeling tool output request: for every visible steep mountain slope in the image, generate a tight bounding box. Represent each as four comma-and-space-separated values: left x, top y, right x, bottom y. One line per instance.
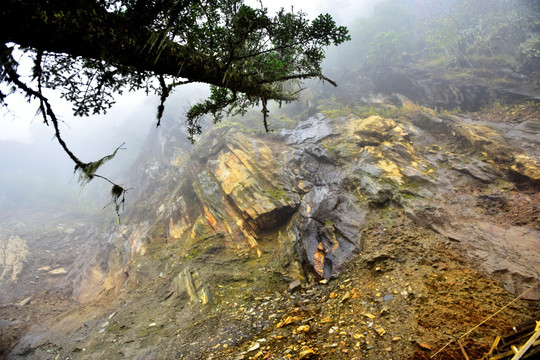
3, 1, 540, 357
4, 91, 539, 359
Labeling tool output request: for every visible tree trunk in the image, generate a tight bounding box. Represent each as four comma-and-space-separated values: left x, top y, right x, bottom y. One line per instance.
1, 0, 274, 98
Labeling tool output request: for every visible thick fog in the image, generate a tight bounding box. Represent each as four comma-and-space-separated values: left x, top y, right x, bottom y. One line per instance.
0, 91, 154, 212
0, 83, 215, 214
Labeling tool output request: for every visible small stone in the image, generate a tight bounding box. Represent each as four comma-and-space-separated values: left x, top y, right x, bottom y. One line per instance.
247, 342, 260, 352
375, 327, 386, 336
323, 343, 338, 348
353, 333, 364, 339
289, 280, 302, 292
296, 325, 310, 333
298, 346, 317, 359
319, 279, 328, 284
392, 337, 402, 342
380, 307, 389, 316
148, 322, 157, 327
364, 313, 376, 319
48, 267, 67, 275
17, 296, 32, 307
418, 342, 431, 350
341, 291, 351, 302
383, 294, 394, 302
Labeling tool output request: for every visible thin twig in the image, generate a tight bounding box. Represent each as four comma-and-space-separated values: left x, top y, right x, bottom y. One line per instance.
261, 97, 270, 132
458, 340, 470, 360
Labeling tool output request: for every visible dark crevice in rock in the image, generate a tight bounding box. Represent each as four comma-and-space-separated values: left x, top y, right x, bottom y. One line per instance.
254, 204, 299, 232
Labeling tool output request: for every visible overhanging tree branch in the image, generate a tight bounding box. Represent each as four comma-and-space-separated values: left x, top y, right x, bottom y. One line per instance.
1, 0, 348, 102
1, 0, 350, 214
1, 43, 127, 218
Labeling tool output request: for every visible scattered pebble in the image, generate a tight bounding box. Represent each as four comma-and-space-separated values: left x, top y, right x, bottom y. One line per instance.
247, 343, 260, 352
296, 325, 310, 333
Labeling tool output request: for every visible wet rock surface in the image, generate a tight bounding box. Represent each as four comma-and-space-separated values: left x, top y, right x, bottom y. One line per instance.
2, 98, 540, 359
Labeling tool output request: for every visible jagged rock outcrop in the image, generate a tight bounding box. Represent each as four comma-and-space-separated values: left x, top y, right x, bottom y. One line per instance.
5, 96, 539, 360
66, 100, 539, 306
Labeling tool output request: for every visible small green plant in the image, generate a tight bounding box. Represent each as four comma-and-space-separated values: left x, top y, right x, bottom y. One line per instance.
183, 247, 200, 261
321, 105, 353, 119
442, 106, 461, 115
265, 187, 287, 201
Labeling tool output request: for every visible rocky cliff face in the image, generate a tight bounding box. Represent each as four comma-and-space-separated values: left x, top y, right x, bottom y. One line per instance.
4, 90, 538, 359
68, 98, 539, 302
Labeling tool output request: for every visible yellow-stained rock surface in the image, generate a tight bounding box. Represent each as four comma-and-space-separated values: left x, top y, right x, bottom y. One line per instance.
2, 102, 539, 360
